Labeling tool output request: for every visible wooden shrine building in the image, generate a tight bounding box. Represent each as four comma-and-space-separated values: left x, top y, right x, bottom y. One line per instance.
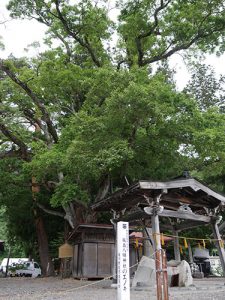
92, 176, 225, 276
67, 223, 115, 279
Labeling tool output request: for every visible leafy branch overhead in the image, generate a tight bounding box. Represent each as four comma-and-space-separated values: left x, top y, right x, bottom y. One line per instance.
6, 0, 225, 67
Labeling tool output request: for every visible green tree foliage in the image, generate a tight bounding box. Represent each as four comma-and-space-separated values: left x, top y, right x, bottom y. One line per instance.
185, 63, 225, 193
185, 63, 225, 110
1, 0, 225, 257
117, 0, 225, 66
6, 0, 225, 67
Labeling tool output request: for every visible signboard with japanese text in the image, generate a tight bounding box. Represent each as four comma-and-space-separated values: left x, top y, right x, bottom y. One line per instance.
117, 221, 130, 300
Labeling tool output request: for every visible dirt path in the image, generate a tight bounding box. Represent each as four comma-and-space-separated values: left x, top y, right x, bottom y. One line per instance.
0, 277, 225, 299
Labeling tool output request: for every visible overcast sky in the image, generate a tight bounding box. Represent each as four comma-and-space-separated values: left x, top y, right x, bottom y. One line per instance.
1, 0, 225, 90
0, 0, 47, 57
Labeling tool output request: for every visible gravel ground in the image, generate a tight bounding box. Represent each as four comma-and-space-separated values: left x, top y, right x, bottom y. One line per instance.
0, 277, 225, 300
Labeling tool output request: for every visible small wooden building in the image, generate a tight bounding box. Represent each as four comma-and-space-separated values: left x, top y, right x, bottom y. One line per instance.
67, 223, 140, 279
68, 224, 115, 279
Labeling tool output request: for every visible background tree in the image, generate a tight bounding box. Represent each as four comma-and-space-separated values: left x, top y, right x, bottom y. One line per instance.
185, 63, 225, 111
184, 63, 225, 193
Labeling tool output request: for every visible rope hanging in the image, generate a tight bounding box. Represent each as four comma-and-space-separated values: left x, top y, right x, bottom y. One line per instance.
130, 232, 225, 248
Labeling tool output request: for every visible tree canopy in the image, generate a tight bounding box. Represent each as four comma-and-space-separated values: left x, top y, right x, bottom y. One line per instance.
1, 0, 225, 265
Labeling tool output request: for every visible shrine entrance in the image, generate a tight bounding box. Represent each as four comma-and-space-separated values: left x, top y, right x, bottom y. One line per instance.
92, 176, 225, 300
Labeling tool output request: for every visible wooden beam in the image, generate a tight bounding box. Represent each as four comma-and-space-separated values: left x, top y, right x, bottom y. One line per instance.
139, 179, 225, 203
154, 220, 206, 232
144, 207, 211, 223
118, 210, 210, 229
162, 193, 214, 208
175, 221, 208, 232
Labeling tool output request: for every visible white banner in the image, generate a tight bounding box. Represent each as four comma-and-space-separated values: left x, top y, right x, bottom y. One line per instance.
117, 221, 130, 300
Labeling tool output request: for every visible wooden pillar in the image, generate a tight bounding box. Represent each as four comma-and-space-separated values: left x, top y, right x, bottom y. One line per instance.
151, 217, 157, 251
188, 242, 193, 264
162, 250, 169, 300
151, 213, 163, 300
151, 214, 161, 252
211, 220, 225, 276
143, 227, 154, 257
173, 230, 181, 262
145, 196, 168, 300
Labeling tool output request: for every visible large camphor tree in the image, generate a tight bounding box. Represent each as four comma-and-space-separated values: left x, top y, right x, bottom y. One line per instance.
1, 0, 225, 274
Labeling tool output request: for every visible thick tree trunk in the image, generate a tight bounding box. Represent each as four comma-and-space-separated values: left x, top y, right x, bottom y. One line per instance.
35, 214, 54, 276
32, 176, 54, 276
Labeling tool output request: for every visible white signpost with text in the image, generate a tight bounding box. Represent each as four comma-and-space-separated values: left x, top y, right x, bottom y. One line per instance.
117, 221, 130, 300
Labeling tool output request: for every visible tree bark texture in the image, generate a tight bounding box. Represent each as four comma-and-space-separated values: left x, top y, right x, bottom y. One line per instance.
34, 214, 54, 276
32, 176, 54, 276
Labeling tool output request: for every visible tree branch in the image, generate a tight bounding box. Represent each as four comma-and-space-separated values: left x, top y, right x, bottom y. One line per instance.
36, 202, 65, 218
23, 108, 43, 129
134, 1, 221, 67
116, 60, 126, 70
0, 60, 58, 143
141, 29, 215, 66
62, 203, 76, 229
54, 0, 102, 67
139, 0, 172, 40
95, 174, 110, 202
52, 31, 72, 62
135, 0, 172, 66
0, 122, 30, 161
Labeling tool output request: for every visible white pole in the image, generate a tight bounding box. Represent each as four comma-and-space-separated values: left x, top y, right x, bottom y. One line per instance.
117, 221, 130, 300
